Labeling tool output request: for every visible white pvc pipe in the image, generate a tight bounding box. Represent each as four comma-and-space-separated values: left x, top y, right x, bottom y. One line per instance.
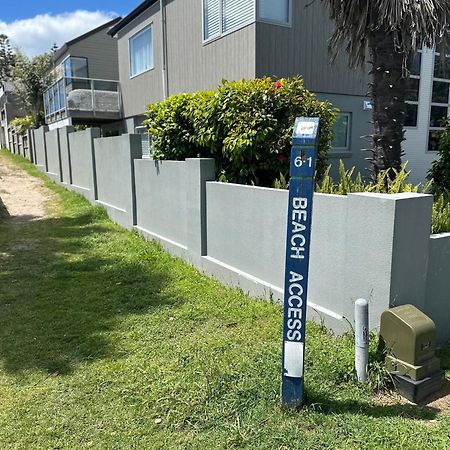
160, 0, 168, 100
355, 298, 369, 382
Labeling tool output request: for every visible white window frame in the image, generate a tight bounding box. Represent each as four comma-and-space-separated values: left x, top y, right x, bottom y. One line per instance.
405, 49, 422, 130
202, 0, 293, 44
129, 24, 154, 79
203, 0, 256, 44
330, 112, 351, 152
257, 0, 292, 27
427, 49, 450, 152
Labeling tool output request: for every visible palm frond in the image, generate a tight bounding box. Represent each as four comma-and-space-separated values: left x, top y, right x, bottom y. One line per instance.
324, 0, 450, 66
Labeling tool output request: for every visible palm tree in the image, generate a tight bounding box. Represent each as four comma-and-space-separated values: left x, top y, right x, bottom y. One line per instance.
324, 0, 450, 180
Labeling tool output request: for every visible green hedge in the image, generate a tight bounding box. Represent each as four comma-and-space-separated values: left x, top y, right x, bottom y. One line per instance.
144, 77, 336, 187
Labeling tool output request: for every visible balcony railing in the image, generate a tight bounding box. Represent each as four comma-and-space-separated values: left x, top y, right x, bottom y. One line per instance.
44, 77, 122, 124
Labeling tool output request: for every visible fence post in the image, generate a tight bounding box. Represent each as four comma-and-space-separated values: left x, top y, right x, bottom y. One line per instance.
185, 158, 215, 257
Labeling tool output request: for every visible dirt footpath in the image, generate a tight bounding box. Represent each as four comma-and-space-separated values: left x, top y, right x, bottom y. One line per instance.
0, 154, 54, 223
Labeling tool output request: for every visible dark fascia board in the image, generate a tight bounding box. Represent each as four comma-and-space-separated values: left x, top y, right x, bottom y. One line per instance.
108, 0, 159, 37
52, 17, 122, 62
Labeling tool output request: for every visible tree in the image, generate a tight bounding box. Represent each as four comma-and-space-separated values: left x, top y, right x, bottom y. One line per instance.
323, 0, 450, 180
0, 34, 16, 83
13, 51, 54, 127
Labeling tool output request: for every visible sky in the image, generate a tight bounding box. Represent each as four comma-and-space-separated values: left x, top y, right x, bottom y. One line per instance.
0, 1, 141, 57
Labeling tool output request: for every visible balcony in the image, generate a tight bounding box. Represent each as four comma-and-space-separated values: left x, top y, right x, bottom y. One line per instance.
44, 77, 122, 125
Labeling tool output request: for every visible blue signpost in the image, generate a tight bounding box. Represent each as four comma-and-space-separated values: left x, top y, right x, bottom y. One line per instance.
281, 117, 320, 408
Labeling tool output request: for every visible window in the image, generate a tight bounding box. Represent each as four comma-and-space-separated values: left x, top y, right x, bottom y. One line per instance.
331, 113, 351, 151
203, 0, 255, 42
129, 26, 153, 77
62, 57, 88, 78
428, 50, 450, 151
63, 58, 71, 77
203, 0, 292, 42
71, 58, 88, 78
258, 0, 291, 25
204, 0, 221, 40
405, 51, 421, 127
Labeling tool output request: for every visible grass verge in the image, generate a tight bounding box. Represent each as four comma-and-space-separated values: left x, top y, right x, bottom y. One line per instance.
0, 150, 449, 449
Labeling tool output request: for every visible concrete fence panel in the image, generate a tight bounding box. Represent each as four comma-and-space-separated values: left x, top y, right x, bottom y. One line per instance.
205, 182, 286, 291
308, 194, 349, 324
134, 159, 189, 256
68, 128, 100, 202
426, 234, 450, 344
134, 157, 215, 257
16, 133, 22, 156
33, 126, 48, 172
203, 187, 435, 333
45, 129, 62, 182
343, 193, 433, 331
13, 131, 19, 155
19, 133, 26, 157
94, 134, 142, 229
23, 130, 32, 161
58, 126, 74, 185
203, 184, 348, 329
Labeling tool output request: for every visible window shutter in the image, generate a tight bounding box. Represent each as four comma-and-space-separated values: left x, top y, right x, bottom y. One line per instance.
258, 0, 289, 24
204, 0, 221, 40
222, 0, 255, 34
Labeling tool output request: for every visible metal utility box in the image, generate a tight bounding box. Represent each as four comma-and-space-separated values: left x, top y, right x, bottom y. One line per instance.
380, 305, 440, 381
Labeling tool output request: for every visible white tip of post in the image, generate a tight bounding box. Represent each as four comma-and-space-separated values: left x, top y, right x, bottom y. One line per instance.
355, 298, 369, 383
355, 298, 369, 307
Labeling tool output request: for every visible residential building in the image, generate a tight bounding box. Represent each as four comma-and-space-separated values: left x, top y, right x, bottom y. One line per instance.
108, 0, 373, 176
43, 17, 122, 131
403, 47, 448, 184
104, 0, 445, 183
0, 81, 25, 149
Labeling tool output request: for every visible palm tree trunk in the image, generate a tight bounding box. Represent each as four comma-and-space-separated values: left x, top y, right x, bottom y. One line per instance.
368, 30, 406, 181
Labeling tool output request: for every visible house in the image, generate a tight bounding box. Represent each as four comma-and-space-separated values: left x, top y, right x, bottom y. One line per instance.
43, 17, 123, 132
0, 81, 25, 149
57, 0, 439, 184
108, 0, 374, 176
403, 47, 448, 184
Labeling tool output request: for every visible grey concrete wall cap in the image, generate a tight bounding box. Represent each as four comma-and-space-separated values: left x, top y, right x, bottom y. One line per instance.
348, 192, 432, 200
185, 158, 215, 162
208, 181, 286, 194
430, 233, 450, 240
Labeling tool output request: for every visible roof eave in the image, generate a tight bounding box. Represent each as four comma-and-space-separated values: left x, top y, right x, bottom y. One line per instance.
108, 0, 158, 37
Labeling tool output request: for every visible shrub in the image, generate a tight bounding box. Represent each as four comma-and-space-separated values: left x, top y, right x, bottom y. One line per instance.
144, 77, 336, 186
10, 116, 34, 133
318, 160, 450, 234
428, 120, 450, 197
316, 160, 429, 195
432, 195, 450, 234
146, 92, 214, 161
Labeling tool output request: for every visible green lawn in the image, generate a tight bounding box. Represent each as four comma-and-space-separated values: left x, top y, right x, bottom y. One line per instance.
0, 150, 449, 449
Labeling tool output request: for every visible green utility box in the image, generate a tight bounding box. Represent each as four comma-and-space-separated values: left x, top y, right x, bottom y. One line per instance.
380, 305, 440, 381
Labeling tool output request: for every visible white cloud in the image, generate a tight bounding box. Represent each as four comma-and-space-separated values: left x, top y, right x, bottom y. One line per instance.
0, 10, 118, 57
